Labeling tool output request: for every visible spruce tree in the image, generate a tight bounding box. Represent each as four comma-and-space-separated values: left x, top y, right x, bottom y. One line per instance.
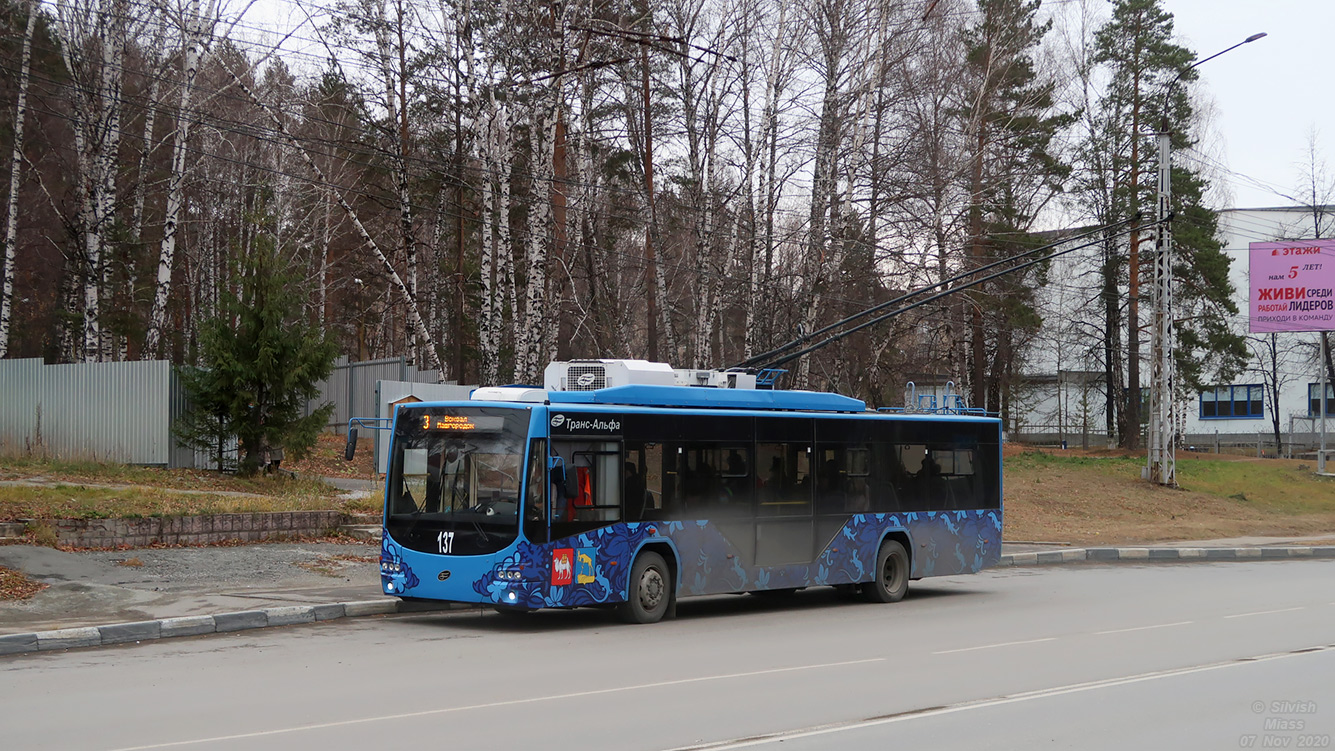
960, 0, 1071, 420
175, 237, 338, 475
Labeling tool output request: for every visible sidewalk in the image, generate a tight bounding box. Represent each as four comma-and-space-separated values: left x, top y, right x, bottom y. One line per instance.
998, 534, 1335, 566
2, 533, 1333, 656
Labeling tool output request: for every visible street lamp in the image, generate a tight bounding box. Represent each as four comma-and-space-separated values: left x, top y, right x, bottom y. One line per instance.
1146, 32, 1266, 487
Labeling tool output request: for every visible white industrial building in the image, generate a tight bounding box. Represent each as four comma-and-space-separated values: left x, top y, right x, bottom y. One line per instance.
1014, 206, 1333, 455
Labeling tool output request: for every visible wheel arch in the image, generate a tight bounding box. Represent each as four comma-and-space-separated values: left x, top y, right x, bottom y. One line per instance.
876, 528, 914, 581
629, 540, 680, 595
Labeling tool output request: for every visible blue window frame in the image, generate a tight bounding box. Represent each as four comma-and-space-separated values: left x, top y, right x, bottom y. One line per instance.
1199, 385, 1263, 419
1308, 383, 1335, 417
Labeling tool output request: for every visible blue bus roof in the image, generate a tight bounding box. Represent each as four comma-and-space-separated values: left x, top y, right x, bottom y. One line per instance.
546, 384, 867, 412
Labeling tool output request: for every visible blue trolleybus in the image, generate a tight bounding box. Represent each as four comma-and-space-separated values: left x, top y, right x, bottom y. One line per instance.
369, 360, 1002, 623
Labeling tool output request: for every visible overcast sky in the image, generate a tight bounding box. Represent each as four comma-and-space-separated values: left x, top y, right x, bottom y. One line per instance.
1166, 0, 1335, 212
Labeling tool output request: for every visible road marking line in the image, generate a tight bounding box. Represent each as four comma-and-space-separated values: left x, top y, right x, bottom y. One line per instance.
1224, 607, 1306, 619
932, 637, 1056, 655
1094, 620, 1192, 635
103, 657, 885, 751
668, 644, 1335, 750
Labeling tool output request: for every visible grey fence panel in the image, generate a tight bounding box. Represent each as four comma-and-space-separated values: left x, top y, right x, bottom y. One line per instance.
0, 358, 43, 453
0, 355, 446, 468
373, 380, 476, 472
313, 356, 441, 432
0, 358, 175, 464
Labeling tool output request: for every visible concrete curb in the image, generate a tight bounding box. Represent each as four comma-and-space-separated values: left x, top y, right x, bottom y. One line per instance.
998, 545, 1335, 568
5, 546, 1331, 657
0, 597, 462, 658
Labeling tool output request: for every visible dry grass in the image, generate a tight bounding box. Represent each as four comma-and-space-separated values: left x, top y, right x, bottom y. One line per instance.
0, 482, 353, 522
1005, 448, 1335, 544
28, 522, 58, 548
284, 433, 380, 481
0, 453, 347, 496
0, 443, 368, 521
117, 557, 144, 568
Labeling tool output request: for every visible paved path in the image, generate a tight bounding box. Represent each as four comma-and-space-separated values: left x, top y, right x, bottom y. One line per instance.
0, 542, 382, 634
1, 560, 1331, 750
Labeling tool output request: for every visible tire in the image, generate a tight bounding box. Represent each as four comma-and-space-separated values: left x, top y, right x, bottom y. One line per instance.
618, 551, 671, 624
862, 539, 909, 603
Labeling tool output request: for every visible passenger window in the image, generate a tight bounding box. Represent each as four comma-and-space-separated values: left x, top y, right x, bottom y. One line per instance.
550, 440, 622, 539
623, 441, 664, 521
757, 443, 810, 517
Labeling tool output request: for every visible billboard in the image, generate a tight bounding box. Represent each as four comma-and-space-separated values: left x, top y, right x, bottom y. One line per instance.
1249, 240, 1335, 333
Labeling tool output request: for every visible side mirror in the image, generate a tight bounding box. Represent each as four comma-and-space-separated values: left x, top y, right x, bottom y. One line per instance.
344, 428, 359, 461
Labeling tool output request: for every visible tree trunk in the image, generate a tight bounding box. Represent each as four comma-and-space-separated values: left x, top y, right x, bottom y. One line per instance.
517, 105, 556, 382
0, 0, 38, 359
477, 106, 498, 385
145, 0, 212, 358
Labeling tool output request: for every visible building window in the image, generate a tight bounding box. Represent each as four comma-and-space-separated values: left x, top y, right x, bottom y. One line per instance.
1199, 385, 1263, 419
1309, 383, 1335, 417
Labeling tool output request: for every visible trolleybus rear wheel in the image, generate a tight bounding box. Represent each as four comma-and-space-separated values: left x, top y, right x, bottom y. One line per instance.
618, 551, 671, 624
862, 539, 909, 603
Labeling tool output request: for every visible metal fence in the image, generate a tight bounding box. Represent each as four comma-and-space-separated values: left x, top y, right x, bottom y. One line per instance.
307, 356, 443, 433
0, 358, 192, 465
0, 355, 448, 467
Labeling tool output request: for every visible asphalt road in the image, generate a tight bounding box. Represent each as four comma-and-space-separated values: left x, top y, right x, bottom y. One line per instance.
2, 560, 1333, 751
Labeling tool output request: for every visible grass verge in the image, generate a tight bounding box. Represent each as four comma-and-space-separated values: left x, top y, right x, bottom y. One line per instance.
1005, 449, 1335, 544
0, 479, 373, 521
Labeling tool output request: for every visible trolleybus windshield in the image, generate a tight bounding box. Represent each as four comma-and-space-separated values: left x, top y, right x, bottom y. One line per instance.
386, 406, 529, 556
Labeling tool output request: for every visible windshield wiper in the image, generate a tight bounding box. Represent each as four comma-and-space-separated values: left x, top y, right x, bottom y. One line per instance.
470, 518, 490, 543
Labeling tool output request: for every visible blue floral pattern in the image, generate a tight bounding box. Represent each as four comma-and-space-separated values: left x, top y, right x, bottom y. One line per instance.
381, 536, 421, 591
464, 510, 1002, 608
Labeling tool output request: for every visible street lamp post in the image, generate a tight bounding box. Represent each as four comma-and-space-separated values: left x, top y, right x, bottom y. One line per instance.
1146, 32, 1266, 487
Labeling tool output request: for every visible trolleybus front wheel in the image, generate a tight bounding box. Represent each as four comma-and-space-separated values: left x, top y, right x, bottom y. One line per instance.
862, 539, 909, 603
618, 551, 671, 624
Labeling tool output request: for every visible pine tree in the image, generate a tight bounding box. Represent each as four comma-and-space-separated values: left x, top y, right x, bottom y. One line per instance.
1080, 0, 1243, 446
175, 235, 338, 475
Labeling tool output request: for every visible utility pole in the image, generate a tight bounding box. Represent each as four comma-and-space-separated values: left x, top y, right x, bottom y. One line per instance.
1146, 32, 1266, 486
1147, 129, 1175, 485
1321, 335, 1328, 474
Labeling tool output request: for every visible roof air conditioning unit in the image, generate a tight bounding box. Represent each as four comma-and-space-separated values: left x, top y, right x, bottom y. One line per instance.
544, 360, 677, 391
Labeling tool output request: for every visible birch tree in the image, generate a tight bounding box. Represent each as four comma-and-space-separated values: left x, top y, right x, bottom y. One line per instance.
0, 0, 39, 359
143, 0, 220, 357
55, 0, 139, 362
